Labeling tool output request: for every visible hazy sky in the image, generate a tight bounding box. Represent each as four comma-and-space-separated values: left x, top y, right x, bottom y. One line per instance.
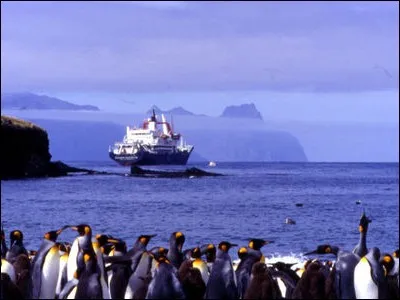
1, 1, 399, 122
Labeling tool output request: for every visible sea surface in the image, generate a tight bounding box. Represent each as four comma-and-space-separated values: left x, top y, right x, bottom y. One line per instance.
1, 162, 399, 262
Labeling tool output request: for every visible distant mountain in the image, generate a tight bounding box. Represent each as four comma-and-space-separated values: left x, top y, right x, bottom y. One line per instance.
23, 119, 307, 163
146, 105, 195, 116
220, 103, 263, 120
1, 92, 100, 111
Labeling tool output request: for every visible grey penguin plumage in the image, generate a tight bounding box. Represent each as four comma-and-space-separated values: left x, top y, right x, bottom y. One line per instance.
5, 230, 28, 263
305, 244, 360, 299
67, 224, 94, 281
145, 255, 185, 299
205, 241, 239, 299
352, 210, 372, 258
122, 235, 157, 299
354, 247, 388, 299
31, 226, 67, 299
74, 249, 103, 299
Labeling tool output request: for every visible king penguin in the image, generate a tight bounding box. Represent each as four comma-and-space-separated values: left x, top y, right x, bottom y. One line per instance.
67, 224, 94, 282
205, 241, 238, 299
5, 230, 28, 263
145, 255, 185, 299
31, 226, 68, 299
167, 231, 186, 270
200, 243, 216, 273
352, 210, 372, 258
354, 247, 388, 299
380, 251, 399, 299
74, 249, 104, 299
244, 261, 282, 299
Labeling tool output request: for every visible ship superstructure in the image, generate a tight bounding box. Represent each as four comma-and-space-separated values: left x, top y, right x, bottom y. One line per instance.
109, 110, 194, 166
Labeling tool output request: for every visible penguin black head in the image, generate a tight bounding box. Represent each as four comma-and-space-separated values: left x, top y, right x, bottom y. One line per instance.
218, 241, 237, 253
150, 246, 169, 261
10, 230, 23, 246
238, 247, 248, 260
248, 239, 273, 251
44, 225, 68, 242
200, 244, 216, 262
304, 244, 334, 256
137, 234, 157, 247
171, 231, 185, 251
359, 211, 372, 233
113, 241, 127, 254
70, 224, 92, 236
95, 234, 121, 247
380, 253, 395, 274
191, 247, 202, 259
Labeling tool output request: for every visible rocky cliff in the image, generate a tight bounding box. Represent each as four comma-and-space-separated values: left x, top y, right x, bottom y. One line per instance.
1, 115, 52, 179
1, 115, 94, 179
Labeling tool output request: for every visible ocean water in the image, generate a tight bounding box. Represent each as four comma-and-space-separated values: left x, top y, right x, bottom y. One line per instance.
1, 162, 399, 262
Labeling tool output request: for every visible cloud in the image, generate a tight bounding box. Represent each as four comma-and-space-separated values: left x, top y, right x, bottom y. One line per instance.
1, 1, 398, 93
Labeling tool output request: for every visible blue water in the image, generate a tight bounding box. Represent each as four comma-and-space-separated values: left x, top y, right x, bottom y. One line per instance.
1, 162, 399, 261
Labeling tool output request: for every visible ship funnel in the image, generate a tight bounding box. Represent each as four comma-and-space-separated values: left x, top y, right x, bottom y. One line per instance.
161, 114, 169, 135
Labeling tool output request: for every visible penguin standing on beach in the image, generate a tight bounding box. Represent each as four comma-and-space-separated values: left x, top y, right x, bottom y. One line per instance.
205, 241, 238, 299
67, 224, 94, 281
31, 226, 68, 299
167, 231, 186, 270
5, 230, 28, 263
353, 210, 372, 258
74, 249, 104, 299
121, 235, 157, 299
354, 247, 388, 299
145, 254, 185, 299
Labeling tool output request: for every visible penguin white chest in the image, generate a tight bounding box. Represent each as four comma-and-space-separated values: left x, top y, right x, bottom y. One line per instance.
354, 258, 378, 299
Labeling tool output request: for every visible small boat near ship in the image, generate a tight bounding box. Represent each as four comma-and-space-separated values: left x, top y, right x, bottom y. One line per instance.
109, 110, 194, 166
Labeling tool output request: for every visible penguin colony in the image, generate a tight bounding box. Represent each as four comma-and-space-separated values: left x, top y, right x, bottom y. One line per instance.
1, 211, 399, 299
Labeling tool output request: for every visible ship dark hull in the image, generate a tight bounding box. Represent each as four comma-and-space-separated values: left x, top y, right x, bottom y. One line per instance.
109, 149, 193, 166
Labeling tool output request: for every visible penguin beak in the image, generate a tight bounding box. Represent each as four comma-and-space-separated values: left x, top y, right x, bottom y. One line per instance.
263, 240, 274, 245
230, 243, 238, 247
107, 238, 121, 244
304, 250, 318, 256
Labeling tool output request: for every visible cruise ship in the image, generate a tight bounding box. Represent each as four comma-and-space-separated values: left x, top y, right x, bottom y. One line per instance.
109, 110, 194, 166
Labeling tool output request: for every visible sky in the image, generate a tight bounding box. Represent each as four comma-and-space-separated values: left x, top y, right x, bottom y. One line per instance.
1, 1, 399, 122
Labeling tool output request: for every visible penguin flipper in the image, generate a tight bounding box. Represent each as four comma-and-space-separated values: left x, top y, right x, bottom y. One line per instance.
58, 278, 78, 299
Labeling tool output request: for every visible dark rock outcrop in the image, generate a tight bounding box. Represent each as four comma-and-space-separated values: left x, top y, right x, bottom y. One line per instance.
1, 115, 52, 179
1, 116, 100, 180
130, 166, 223, 178
220, 103, 263, 120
